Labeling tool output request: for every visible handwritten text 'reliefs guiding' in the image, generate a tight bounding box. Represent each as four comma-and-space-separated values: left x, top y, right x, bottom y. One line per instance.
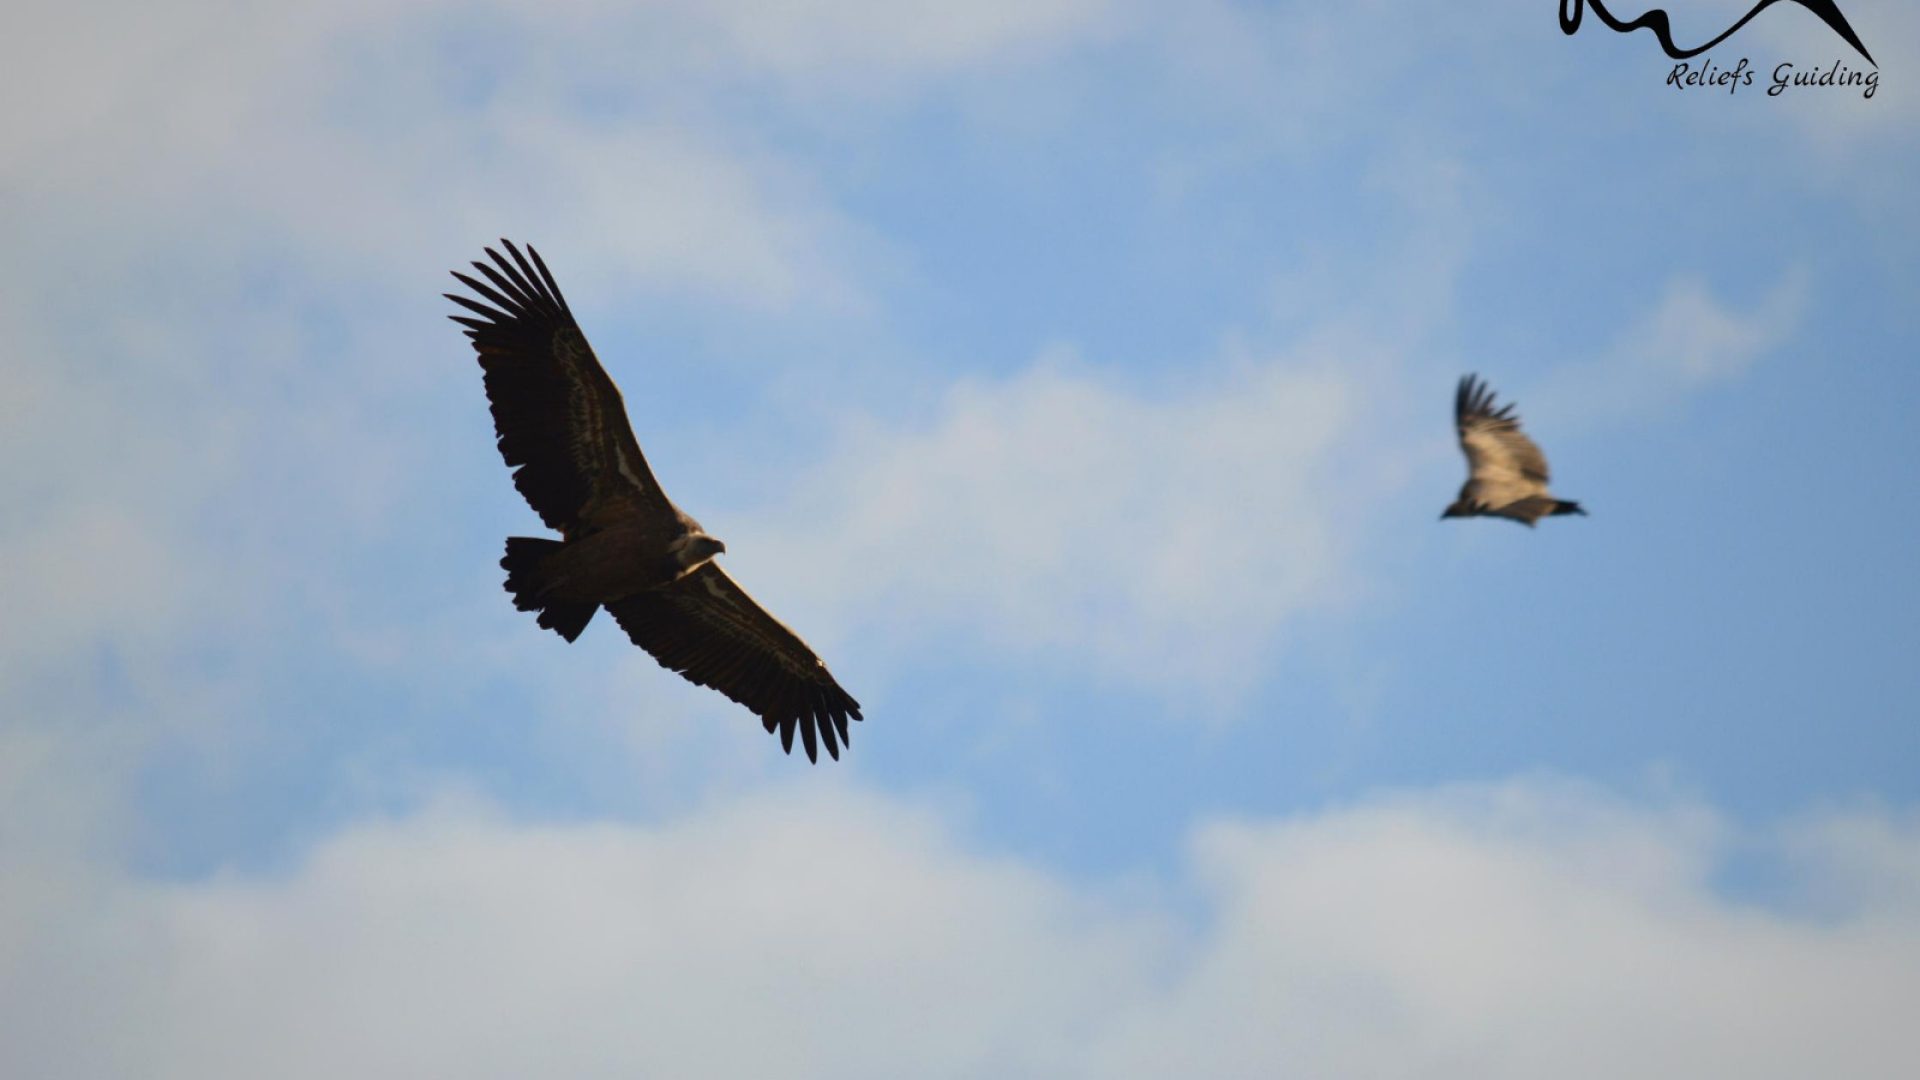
1665, 57, 1878, 97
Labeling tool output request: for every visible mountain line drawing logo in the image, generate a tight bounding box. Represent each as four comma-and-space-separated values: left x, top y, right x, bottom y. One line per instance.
1559, 0, 1875, 66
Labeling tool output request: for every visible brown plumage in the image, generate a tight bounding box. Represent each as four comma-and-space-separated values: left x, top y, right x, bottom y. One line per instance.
448, 240, 861, 762
1442, 374, 1587, 527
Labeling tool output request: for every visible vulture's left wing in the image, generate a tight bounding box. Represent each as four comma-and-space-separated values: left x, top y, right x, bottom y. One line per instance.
1456, 374, 1550, 486
604, 563, 862, 763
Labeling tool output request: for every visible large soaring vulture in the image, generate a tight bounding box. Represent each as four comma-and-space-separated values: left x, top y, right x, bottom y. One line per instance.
447, 241, 861, 761
1442, 374, 1587, 527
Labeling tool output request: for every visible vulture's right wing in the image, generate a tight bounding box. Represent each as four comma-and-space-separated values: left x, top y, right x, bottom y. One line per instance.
447, 241, 678, 537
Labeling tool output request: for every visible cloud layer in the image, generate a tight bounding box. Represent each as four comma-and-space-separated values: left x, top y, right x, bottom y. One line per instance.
4, 777, 1916, 1079
739, 348, 1379, 689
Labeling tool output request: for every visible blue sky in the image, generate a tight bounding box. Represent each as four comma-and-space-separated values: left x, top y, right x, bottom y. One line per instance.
4, 1, 1918, 1075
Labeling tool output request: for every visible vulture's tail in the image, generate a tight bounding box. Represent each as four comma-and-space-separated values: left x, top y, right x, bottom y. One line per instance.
1551, 500, 1587, 517
501, 537, 597, 642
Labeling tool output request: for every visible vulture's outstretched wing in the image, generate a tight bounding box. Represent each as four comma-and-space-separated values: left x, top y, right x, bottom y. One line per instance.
1456, 374, 1550, 487
447, 241, 675, 536
604, 564, 862, 762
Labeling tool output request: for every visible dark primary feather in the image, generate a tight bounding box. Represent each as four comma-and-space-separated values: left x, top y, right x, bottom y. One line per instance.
1455, 374, 1516, 431
446, 240, 669, 536
604, 564, 862, 763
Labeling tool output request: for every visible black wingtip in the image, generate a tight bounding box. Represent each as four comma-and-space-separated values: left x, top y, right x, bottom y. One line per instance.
451, 270, 520, 316
763, 697, 857, 763
525, 243, 573, 319
448, 240, 578, 335
1457, 373, 1518, 425
799, 715, 820, 763
813, 700, 840, 761
471, 258, 536, 310
445, 291, 507, 322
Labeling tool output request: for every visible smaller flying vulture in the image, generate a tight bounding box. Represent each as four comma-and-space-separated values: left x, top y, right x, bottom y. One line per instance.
447, 241, 861, 761
1442, 374, 1587, 527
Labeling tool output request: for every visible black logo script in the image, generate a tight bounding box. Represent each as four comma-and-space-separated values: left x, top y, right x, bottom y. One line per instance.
1559, 0, 1875, 66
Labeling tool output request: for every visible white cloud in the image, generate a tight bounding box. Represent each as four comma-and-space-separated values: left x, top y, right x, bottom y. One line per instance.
732, 343, 1402, 693
1639, 274, 1805, 382
1094, 781, 1920, 1077
0, 0, 1119, 310
0, 784, 1153, 1079
666, 0, 1116, 85
3, 776, 1917, 1078
0, 280, 232, 689
1535, 270, 1807, 430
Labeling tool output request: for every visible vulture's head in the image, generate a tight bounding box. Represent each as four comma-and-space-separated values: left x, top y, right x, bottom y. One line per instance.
671, 532, 727, 572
